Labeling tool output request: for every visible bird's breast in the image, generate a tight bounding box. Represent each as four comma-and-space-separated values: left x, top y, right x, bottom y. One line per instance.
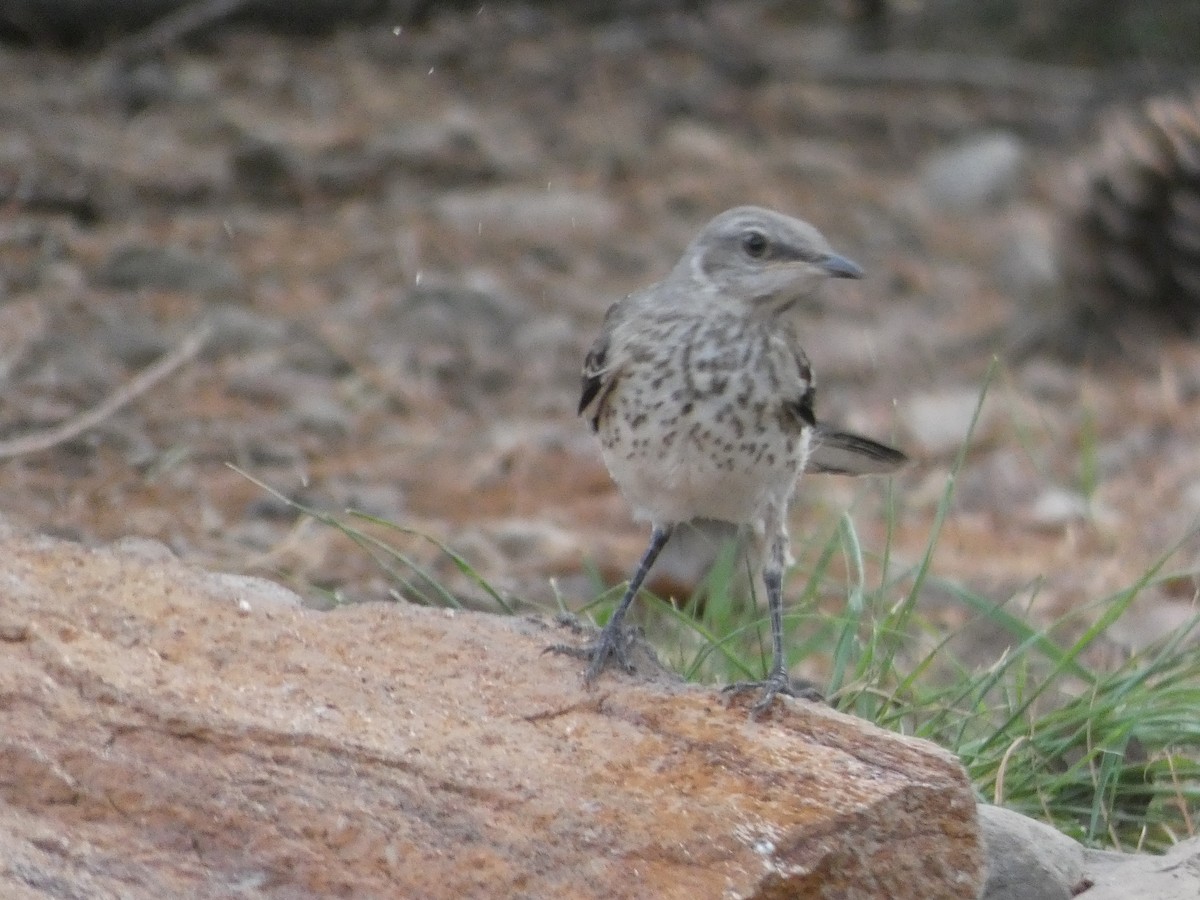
595, 315, 812, 526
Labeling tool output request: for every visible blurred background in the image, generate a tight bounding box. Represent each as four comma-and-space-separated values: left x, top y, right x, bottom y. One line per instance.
1, 0, 1199, 668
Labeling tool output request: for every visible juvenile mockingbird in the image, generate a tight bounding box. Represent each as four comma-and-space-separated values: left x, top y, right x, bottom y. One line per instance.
553, 206, 906, 715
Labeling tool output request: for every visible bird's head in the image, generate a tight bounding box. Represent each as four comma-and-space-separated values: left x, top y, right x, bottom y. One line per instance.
673, 206, 862, 314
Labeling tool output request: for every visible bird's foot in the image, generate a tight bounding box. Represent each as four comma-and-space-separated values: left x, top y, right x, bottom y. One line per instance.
723, 669, 824, 718
545, 619, 639, 685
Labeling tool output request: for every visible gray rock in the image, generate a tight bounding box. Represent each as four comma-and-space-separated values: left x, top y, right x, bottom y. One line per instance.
978, 804, 1086, 900
96, 314, 173, 367
978, 803, 1200, 900
900, 385, 997, 456
1026, 487, 1117, 531
291, 392, 353, 437
205, 305, 289, 357
997, 209, 1060, 301
370, 106, 535, 184
230, 134, 306, 203
1106, 593, 1200, 653
1027, 487, 1091, 527
198, 572, 304, 613
436, 187, 620, 238
921, 132, 1027, 212
97, 244, 244, 300
1079, 836, 1200, 900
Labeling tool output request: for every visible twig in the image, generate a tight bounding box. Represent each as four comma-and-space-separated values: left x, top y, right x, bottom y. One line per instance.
0, 323, 212, 460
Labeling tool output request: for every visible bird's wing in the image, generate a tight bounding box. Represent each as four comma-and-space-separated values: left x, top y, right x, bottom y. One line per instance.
778, 329, 818, 430
578, 298, 628, 430
808, 426, 908, 475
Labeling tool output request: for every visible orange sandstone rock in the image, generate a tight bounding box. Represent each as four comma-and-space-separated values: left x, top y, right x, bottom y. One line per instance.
0, 527, 982, 899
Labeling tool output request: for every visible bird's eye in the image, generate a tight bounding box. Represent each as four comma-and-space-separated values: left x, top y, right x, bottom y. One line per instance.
742, 230, 769, 259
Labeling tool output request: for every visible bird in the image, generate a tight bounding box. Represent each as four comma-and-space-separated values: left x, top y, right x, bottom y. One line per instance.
551, 205, 907, 716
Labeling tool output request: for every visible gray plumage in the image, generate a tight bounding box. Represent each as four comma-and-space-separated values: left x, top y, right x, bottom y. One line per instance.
553, 206, 906, 715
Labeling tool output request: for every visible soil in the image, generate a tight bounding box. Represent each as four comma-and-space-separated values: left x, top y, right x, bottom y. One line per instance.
2, 2, 1198, 663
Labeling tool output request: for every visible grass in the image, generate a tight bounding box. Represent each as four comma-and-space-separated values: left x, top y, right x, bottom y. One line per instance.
232, 408, 1200, 853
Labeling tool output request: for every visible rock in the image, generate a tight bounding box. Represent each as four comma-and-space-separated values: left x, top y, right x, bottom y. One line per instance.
95, 312, 173, 367
1106, 592, 1200, 653
96, 244, 245, 300
436, 187, 621, 238
0, 527, 984, 899
997, 208, 1060, 302
900, 385, 998, 456
0, 296, 48, 382
978, 803, 1087, 900
661, 121, 742, 167
230, 134, 307, 203
1025, 488, 1117, 531
204, 305, 289, 356
1078, 836, 1200, 900
289, 393, 350, 439
369, 106, 536, 184
978, 803, 1200, 900
196, 572, 305, 613
921, 132, 1027, 212
1027, 487, 1090, 527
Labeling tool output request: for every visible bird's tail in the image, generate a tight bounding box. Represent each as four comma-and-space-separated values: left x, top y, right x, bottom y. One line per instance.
808, 427, 908, 476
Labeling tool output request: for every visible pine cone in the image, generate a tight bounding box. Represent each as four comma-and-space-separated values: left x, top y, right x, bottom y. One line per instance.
1062, 90, 1200, 341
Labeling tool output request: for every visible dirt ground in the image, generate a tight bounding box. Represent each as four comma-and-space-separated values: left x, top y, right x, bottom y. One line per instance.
2, 2, 1198, 663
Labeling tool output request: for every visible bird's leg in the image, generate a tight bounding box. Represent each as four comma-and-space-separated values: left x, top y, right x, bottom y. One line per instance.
548, 524, 673, 684
724, 529, 824, 716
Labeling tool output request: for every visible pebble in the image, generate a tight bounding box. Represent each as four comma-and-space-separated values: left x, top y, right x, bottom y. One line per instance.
200, 572, 304, 612
230, 135, 306, 203
97, 244, 245, 299
370, 106, 535, 183
436, 187, 620, 238
900, 385, 998, 456
1078, 835, 1200, 900
997, 208, 1060, 301
291, 392, 352, 437
205, 305, 289, 357
977, 803, 1087, 900
1106, 593, 1200, 653
921, 132, 1027, 212
1027, 487, 1090, 528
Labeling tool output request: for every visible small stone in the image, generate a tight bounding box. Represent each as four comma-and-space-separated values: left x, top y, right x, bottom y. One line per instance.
997, 208, 1060, 301
291, 392, 353, 437
1106, 593, 1200, 653
900, 385, 998, 456
436, 187, 620, 238
200, 572, 304, 612
978, 804, 1089, 900
97, 244, 244, 299
231, 135, 306, 203
922, 132, 1027, 212
1079, 835, 1200, 900
96, 316, 172, 368
0, 619, 30, 642
0, 296, 48, 381
108, 536, 178, 563
1027, 488, 1090, 528
660, 121, 739, 167
370, 106, 535, 183
205, 305, 289, 356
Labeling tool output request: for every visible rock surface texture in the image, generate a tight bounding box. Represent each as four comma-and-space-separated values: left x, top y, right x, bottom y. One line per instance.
0, 526, 983, 899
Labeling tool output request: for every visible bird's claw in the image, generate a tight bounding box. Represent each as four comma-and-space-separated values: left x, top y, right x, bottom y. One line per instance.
723, 670, 824, 717
545, 621, 638, 684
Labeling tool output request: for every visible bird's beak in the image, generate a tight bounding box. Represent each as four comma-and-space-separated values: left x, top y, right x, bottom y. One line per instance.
819, 253, 863, 279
